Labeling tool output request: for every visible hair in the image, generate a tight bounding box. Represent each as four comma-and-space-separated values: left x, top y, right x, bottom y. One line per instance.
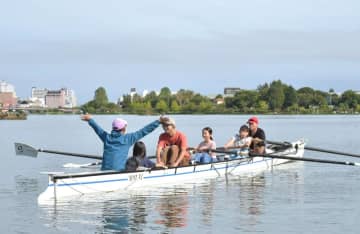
125, 157, 139, 172
239, 125, 249, 132
202, 127, 214, 140
133, 141, 146, 159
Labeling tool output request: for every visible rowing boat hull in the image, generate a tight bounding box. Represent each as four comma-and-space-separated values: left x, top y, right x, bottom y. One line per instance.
38, 140, 305, 203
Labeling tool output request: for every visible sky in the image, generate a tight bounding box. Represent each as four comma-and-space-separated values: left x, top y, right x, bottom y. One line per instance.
1, 0, 359, 104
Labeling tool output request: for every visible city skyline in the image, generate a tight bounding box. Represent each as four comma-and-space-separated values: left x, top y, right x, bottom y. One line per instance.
1, 1, 359, 104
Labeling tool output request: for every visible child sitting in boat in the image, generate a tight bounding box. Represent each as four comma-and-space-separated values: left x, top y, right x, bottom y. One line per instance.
126, 141, 155, 171
193, 127, 217, 164
224, 125, 252, 157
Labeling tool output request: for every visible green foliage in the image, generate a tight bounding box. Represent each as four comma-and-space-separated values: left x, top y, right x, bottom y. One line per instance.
170, 100, 181, 112
82, 87, 120, 114
268, 80, 285, 111
155, 100, 168, 113
94, 87, 109, 106
81, 83, 360, 115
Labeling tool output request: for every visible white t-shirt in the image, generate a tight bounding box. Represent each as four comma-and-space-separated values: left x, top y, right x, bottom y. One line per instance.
232, 135, 252, 152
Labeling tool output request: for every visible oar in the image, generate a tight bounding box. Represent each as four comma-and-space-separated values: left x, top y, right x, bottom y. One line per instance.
14, 142, 103, 160
267, 140, 360, 159
15, 142, 157, 160
63, 162, 102, 168
249, 152, 360, 167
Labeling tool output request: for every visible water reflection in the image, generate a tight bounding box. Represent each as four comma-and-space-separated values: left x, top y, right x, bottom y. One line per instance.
37, 167, 304, 233
155, 190, 188, 229
236, 174, 266, 227
38, 187, 191, 233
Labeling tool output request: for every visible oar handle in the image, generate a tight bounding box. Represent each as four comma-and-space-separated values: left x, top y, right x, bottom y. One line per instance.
304, 146, 360, 158
249, 153, 360, 166
268, 140, 360, 159
39, 149, 103, 160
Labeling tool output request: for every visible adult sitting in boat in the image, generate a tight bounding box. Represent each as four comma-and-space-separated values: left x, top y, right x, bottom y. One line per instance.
224, 124, 252, 156
81, 114, 168, 171
156, 118, 190, 168
126, 141, 155, 171
193, 127, 217, 164
247, 116, 266, 154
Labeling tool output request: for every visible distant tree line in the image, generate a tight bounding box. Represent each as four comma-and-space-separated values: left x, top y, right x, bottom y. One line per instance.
81, 80, 360, 114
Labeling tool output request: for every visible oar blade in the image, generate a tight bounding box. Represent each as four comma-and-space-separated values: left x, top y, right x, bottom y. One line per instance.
14, 143, 38, 158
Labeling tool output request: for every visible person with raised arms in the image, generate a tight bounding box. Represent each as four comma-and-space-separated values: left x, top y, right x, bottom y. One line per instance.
156, 118, 190, 168
81, 114, 168, 171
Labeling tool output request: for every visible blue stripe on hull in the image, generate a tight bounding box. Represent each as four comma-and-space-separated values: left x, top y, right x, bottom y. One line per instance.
49, 158, 273, 188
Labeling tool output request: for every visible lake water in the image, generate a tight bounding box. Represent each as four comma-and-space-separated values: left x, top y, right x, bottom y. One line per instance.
1, 115, 360, 233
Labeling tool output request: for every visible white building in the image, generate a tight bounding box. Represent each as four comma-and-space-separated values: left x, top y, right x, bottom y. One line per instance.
30, 87, 48, 107
63, 88, 77, 108
0, 80, 16, 95
0, 81, 17, 108
142, 89, 149, 97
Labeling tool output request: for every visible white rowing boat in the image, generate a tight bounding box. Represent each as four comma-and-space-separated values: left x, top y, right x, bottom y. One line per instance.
37, 139, 305, 203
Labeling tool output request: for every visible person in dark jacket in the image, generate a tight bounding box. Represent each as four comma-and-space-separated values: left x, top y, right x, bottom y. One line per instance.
81, 114, 168, 171
247, 116, 266, 154
126, 141, 155, 171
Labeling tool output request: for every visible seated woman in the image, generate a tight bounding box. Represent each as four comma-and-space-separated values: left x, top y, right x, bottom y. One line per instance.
193, 127, 217, 164
125, 141, 155, 171
224, 125, 252, 157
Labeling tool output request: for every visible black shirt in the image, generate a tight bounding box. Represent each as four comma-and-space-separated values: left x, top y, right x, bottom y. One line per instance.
249, 127, 266, 149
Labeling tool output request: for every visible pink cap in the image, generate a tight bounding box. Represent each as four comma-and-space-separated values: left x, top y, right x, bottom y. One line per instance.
112, 118, 127, 130
247, 116, 259, 124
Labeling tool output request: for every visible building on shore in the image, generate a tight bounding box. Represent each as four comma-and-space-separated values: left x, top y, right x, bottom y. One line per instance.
224, 88, 241, 97
45, 89, 66, 108
31, 87, 77, 108
0, 81, 17, 109
30, 87, 48, 107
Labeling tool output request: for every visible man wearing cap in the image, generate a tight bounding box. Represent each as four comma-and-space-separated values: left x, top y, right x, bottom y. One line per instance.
247, 116, 266, 153
81, 114, 168, 171
156, 118, 190, 168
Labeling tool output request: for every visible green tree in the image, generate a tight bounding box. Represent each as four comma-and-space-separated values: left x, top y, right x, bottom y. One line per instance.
176, 89, 194, 106
297, 87, 315, 108
94, 87, 109, 106
156, 100, 168, 113
170, 100, 181, 112
283, 85, 297, 108
198, 101, 213, 113
340, 90, 359, 110
268, 80, 285, 111
256, 100, 269, 113
144, 91, 159, 108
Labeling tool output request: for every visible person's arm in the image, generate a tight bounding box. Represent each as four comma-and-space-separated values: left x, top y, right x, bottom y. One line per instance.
224, 137, 235, 149
126, 120, 160, 145
172, 133, 188, 167
156, 135, 166, 165
210, 141, 217, 157
156, 144, 163, 165
258, 129, 266, 141
81, 114, 107, 142
144, 158, 156, 168
172, 149, 186, 167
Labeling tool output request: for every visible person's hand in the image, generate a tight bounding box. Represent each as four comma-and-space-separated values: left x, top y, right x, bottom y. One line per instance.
159, 115, 169, 124
170, 162, 179, 168
81, 114, 92, 122
155, 162, 166, 168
